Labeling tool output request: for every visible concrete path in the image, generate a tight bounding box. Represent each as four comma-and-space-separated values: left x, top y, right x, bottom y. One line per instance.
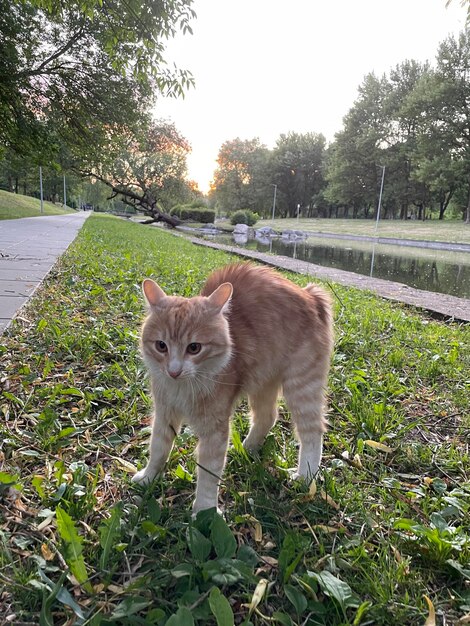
0, 212, 90, 333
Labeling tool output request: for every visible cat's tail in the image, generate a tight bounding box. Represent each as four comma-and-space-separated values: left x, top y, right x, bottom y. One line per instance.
304, 283, 333, 326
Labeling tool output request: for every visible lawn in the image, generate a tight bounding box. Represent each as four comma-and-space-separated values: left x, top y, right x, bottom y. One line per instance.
0, 189, 75, 219
216, 218, 470, 244
1, 214, 469, 626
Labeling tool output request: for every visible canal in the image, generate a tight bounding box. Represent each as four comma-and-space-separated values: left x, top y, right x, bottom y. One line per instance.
196, 232, 470, 299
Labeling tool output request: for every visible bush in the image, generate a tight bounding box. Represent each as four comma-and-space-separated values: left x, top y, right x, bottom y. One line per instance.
170, 204, 215, 224
189, 199, 207, 209
230, 209, 259, 226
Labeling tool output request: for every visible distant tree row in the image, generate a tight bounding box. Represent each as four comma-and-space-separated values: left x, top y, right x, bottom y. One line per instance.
210, 31, 470, 223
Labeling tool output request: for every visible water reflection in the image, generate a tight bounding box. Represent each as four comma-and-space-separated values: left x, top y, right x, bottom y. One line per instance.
201, 234, 470, 299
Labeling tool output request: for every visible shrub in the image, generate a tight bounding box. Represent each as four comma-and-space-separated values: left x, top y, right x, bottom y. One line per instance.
189, 199, 207, 209
170, 204, 215, 223
230, 209, 259, 226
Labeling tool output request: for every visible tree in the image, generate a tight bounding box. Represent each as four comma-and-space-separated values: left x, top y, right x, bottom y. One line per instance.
326, 63, 431, 220
1, 0, 195, 160
211, 138, 271, 214
271, 132, 326, 218
325, 73, 386, 217
82, 121, 191, 225
408, 32, 470, 222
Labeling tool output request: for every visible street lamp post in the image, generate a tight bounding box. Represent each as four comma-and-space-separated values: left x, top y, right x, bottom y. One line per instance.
39, 166, 44, 215
374, 165, 385, 233
371, 165, 385, 278
271, 184, 277, 222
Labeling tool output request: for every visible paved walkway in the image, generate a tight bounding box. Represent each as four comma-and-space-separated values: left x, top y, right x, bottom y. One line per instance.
0, 212, 90, 333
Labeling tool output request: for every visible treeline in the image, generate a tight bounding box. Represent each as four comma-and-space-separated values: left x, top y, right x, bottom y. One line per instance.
210, 31, 470, 223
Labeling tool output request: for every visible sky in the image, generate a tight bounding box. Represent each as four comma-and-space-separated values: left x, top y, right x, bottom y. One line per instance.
154, 0, 468, 193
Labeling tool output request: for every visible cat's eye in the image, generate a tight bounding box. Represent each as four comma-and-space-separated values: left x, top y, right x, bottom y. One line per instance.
187, 342, 202, 355
155, 340, 168, 353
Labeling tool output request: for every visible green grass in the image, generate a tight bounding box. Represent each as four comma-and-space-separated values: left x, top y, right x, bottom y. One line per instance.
1, 214, 469, 626
216, 217, 470, 244
0, 188, 75, 219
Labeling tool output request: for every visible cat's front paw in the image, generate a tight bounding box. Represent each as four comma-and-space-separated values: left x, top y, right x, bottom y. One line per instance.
191, 502, 223, 519
132, 467, 157, 486
242, 434, 263, 453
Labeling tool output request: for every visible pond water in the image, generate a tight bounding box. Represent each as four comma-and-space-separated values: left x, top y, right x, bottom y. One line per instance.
197, 233, 470, 299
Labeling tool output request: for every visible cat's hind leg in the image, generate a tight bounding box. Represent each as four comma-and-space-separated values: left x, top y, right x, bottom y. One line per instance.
283, 371, 328, 481
243, 381, 280, 452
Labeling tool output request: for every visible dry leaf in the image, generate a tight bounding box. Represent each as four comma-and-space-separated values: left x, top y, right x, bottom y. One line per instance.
248, 578, 268, 616
312, 524, 341, 533
456, 614, 470, 625
37, 514, 54, 531
107, 584, 126, 594
352, 453, 363, 468
320, 490, 340, 510
308, 479, 317, 498
41, 543, 54, 561
111, 457, 137, 474
423, 595, 436, 626
364, 439, 394, 453
391, 545, 402, 563
260, 556, 278, 567
241, 514, 263, 542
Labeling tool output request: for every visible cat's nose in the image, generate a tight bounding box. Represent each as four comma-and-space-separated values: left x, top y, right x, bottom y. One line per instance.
168, 367, 183, 379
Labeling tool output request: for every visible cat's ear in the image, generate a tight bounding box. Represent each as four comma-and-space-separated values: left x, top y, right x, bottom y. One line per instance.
207, 282, 233, 313
142, 279, 166, 307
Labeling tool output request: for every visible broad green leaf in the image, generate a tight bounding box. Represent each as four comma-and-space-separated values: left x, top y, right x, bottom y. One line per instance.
271, 612, 293, 626
0, 471, 21, 492
308, 570, 359, 611
187, 526, 212, 562
237, 544, 259, 566
111, 597, 152, 618
55, 507, 91, 591
147, 496, 161, 523
202, 558, 245, 585
32, 476, 46, 499
284, 584, 307, 616
446, 559, 470, 580
166, 607, 194, 626
38, 570, 85, 621
209, 586, 234, 626
171, 563, 194, 578
0, 471, 18, 485
279, 532, 305, 583
99, 502, 123, 570
40, 572, 67, 626
211, 514, 237, 559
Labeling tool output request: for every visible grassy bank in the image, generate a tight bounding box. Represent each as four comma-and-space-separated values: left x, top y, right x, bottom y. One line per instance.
216, 218, 470, 244
0, 189, 74, 219
1, 215, 469, 626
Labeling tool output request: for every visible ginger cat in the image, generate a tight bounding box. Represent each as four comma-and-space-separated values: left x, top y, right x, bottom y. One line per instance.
133, 263, 333, 514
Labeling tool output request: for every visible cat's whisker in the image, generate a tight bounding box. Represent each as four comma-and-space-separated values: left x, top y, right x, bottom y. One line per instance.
194, 375, 215, 399
195, 372, 239, 387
